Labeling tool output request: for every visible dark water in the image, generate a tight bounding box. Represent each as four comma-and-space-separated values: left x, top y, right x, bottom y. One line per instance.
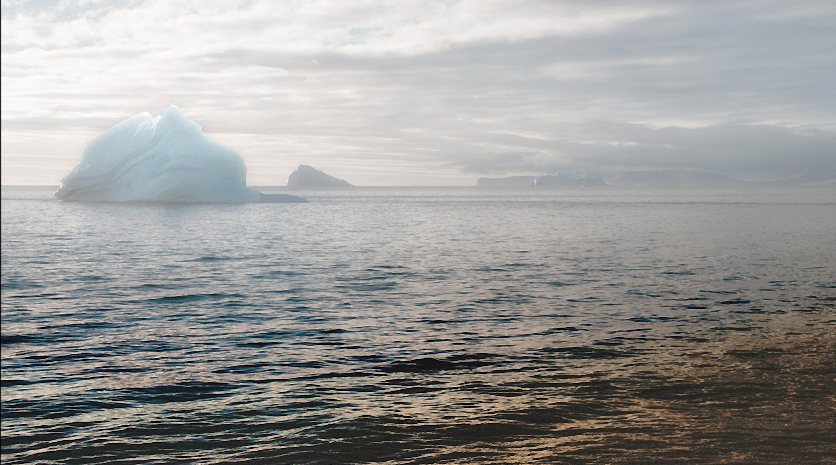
2, 186, 835, 464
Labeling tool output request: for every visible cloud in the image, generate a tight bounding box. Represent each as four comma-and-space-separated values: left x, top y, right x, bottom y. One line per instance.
2, 0, 835, 185
447, 123, 836, 178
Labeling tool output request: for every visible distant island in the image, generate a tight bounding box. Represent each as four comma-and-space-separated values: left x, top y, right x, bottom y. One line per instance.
476, 176, 536, 187
287, 165, 353, 189
477, 171, 605, 187
478, 169, 836, 187
607, 169, 836, 187
607, 170, 741, 187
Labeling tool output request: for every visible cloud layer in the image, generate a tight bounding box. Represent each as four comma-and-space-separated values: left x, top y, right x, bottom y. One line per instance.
2, 0, 835, 185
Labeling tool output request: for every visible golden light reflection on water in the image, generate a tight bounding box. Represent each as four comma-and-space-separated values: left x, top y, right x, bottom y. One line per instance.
8, 300, 832, 463
398, 305, 836, 464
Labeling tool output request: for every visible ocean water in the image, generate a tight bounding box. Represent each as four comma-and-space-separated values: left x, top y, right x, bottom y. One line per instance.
2, 185, 835, 464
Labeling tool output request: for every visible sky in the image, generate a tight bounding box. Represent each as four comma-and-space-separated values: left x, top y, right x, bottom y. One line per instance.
2, 0, 835, 186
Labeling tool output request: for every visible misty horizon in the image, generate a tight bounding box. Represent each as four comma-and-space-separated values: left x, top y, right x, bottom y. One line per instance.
2, 1, 835, 186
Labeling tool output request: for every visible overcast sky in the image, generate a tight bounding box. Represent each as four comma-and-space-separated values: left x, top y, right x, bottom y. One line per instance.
2, 0, 835, 186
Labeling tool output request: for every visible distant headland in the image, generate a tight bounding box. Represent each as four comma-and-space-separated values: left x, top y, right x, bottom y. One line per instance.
286, 165, 353, 189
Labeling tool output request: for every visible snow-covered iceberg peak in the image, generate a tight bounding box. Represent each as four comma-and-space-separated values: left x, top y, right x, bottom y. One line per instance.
55, 105, 261, 203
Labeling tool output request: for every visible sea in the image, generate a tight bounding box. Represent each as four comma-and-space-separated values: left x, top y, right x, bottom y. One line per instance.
2, 185, 835, 464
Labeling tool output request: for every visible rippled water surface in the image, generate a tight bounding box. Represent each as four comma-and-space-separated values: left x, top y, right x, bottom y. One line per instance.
2, 186, 835, 464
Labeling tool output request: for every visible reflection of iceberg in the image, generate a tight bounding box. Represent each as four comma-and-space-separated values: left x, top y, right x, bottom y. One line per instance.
55, 105, 281, 203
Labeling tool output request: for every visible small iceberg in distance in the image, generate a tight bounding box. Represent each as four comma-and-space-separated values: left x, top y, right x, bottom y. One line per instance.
286, 165, 353, 189
55, 105, 305, 203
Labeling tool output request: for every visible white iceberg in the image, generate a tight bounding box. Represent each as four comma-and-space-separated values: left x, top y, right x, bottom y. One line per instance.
55, 105, 262, 203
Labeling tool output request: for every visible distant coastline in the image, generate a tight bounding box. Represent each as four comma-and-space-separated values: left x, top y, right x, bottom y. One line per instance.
477, 169, 836, 188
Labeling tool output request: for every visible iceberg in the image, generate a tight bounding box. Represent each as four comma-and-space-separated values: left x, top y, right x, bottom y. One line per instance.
286, 165, 353, 189
55, 105, 288, 203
